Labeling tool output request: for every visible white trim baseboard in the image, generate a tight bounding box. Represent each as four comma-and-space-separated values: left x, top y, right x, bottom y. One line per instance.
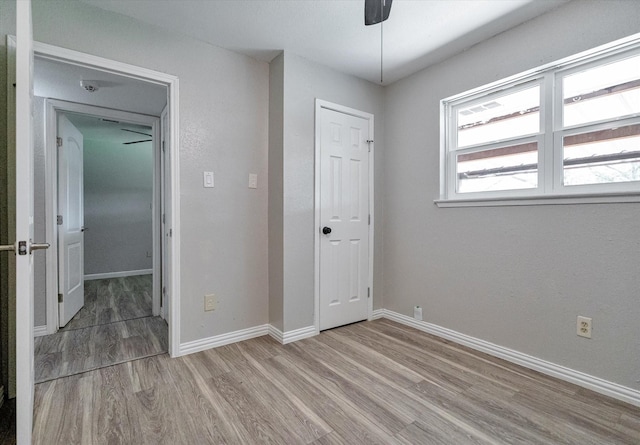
269, 325, 317, 344
377, 309, 640, 408
84, 269, 153, 281
371, 309, 385, 320
268, 325, 284, 344
178, 324, 269, 356
33, 325, 48, 337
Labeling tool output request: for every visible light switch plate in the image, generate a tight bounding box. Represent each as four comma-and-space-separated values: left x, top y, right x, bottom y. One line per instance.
203, 171, 214, 188
249, 173, 258, 189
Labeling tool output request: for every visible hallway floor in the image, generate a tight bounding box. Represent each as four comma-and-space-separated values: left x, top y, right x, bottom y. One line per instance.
34, 275, 167, 383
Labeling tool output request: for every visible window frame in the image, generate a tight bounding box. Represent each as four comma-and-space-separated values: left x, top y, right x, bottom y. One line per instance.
439, 33, 640, 206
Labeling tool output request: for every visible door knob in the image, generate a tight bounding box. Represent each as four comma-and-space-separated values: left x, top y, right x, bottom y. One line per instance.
30, 242, 50, 253
322, 226, 332, 235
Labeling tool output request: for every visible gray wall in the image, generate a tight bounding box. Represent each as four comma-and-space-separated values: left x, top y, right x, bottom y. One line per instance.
270, 53, 385, 332
31, 0, 270, 343
83, 138, 153, 276
382, 0, 640, 390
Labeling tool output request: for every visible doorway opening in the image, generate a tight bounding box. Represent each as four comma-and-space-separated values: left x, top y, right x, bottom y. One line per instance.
27, 44, 181, 383
34, 102, 168, 382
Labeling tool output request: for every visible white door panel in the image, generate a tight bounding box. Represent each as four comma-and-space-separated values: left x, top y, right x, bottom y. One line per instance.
15, 1, 35, 443
57, 114, 85, 327
319, 108, 370, 331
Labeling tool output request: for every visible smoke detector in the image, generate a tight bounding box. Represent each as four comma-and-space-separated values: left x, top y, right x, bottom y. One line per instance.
80, 80, 99, 92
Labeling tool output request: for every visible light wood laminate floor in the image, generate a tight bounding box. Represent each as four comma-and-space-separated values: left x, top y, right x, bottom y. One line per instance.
34, 275, 167, 383
33, 319, 640, 444
60, 275, 152, 331
34, 316, 168, 383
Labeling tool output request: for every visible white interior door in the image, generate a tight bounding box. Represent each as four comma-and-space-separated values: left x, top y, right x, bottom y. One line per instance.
57, 114, 85, 327
160, 106, 171, 321
15, 1, 35, 443
319, 107, 370, 331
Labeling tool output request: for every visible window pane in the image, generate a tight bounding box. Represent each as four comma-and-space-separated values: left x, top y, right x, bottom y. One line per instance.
563, 54, 640, 127
563, 124, 640, 186
457, 86, 540, 148
457, 142, 538, 193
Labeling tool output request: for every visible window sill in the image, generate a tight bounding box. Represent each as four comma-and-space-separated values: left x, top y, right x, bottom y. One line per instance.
434, 192, 640, 208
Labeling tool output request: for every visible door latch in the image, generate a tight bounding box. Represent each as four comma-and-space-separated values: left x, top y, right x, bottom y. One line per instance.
18, 241, 27, 255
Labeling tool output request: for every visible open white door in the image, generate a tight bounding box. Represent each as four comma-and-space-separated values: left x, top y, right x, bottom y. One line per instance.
57, 114, 85, 327
15, 1, 36, 443
160, 106, 171, 321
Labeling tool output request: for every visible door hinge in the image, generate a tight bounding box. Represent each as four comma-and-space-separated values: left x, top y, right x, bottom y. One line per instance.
162, 140, 165, 152
162, 286, 166, 296
368, 287, 371, 298
56, 137, 62, 147
58, 293, 63, 303
162, 213, 165, 224
57, 215, 63, 225
169, 228, 173, 237
368, 214, 371, 225
366, 139, 373, 152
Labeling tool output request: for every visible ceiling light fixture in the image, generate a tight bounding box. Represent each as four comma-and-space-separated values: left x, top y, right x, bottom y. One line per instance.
365, 0, 393, 84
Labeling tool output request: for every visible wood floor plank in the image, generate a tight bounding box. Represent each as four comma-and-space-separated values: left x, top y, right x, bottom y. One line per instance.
222, 344, 332, 443
91, 363, 134, 445
32, 319, 640, 444
268, 353, 402, 444
284, 340, 415, 432
33, 373, 94, 444
177, 354, 262, 443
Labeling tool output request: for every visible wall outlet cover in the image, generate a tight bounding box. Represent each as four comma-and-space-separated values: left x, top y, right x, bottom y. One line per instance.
577, 316, 592, 338
204, 294, 216, 311
414, 305, 423, 321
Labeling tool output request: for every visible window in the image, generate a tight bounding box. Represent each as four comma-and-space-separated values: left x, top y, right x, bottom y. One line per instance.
441, 36, 640, 203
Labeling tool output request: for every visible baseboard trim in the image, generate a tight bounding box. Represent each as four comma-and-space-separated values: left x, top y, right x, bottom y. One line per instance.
269, 325, 317, 344
33, 325, 48, 337
377, 309, 640, 408
178, 324, 269, 356
370, 309, 385, 320
268, 325, 284, 343
84, 269, 153, 281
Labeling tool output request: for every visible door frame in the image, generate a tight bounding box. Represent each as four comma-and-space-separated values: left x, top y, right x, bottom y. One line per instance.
44, 100, 162, 331
314, 99, 375, 333
34, 41, 181, 357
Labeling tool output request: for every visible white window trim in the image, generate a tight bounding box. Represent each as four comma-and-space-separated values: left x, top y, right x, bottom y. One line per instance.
438, 32, 640, 207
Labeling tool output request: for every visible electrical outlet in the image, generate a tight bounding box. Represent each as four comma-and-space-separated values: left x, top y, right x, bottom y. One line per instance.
204, 294, 216, 311
577, 316, 592, 338
414, 305, 423, 321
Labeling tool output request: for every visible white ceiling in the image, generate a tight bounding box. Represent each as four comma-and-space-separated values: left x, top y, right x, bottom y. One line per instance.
34, 57, 167, 116
80, 0, 568, 85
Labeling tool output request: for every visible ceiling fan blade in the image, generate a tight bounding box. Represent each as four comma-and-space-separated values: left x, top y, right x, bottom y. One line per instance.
121, 128, 152, 137
123, 139, 152, 145
365, 0, 392, 26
